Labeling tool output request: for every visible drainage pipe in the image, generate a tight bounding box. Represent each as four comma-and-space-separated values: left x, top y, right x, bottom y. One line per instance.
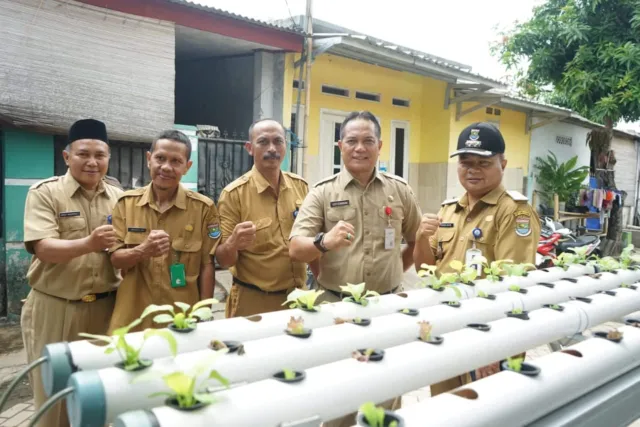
112, 287, 640, 427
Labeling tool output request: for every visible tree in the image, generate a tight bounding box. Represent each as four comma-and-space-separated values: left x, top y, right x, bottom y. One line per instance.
493, 0, 640, 255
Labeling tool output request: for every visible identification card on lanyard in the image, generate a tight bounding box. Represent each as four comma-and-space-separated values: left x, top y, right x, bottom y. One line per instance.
466, 227, 483, 275
384, 205, 395, 250
170, 249, 186, 288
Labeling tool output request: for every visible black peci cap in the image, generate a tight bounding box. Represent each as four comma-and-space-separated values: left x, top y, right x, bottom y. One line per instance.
450, 122, 505, 158
68, 119, 108, 145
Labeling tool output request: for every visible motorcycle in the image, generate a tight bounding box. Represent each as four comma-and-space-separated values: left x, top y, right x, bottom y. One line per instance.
536, 217, 601, 268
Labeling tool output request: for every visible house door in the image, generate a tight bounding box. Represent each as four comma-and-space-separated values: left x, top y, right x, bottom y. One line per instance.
390, 121, 409, 179
320, 111, 349, 178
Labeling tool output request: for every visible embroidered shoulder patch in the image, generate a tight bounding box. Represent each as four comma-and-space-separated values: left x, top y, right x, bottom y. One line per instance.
514, 210, 531, 237
208, 223, 221, 239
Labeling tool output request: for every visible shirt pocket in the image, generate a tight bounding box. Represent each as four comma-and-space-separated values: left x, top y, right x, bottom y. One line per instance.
172, 238, 203, 283
326, 206, 356, 225
58, 216, 87, 240
436, 230, 457, 258
252, 217, 274, 252
124, 231, 148, 247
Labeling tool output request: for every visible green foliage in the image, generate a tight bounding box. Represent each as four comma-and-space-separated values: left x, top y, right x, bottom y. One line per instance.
282, 368, 296, 380
512, 307, 523, 314
502, 263, 537, 277
134, 350, 230, 409
340, 282, 380, 306
533, 152, 589, 203
417, 264, 462, 297
619, 244, 640, 268
282, 289, 325, 310
142, 299, 218, 330
554, 252, 578, 270
79, 318, 177, 371
493, 0, 640, 126
507, 356, 524, 372
473, 256, 513, 282
359, 402, 398, 427
508, 285, 521, 292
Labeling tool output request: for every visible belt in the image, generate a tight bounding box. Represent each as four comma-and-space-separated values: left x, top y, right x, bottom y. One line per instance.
323, 286, 399, 299
33, 288, 116, 303
233, 277, 289, 294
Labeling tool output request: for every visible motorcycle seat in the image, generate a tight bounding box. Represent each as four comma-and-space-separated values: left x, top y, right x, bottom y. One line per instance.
557, 235, 599, 252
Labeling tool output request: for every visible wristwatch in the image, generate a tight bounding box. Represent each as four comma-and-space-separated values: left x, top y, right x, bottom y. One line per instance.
314, 232, 329, 253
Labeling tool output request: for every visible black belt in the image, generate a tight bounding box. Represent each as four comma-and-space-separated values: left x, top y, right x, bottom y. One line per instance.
233, 277, 289, 294
323, 286, 400, 299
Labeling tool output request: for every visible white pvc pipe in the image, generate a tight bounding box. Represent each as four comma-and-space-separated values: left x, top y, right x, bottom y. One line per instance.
46, 264, 603, 397
394, 325, 640, 426
112, 287, 640, 427
79, 273, 626, 424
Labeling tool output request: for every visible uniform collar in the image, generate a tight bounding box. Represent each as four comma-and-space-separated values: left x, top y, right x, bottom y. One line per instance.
137, 183, 187, 210
62, 170, 108, 198
338, 168, 382, 190
458, 185, 505, 208
251, 165, 290, 194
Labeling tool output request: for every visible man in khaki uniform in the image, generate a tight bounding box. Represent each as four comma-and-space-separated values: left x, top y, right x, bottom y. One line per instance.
21, 119, 122, 427
216, 119, 311, 317
289, 111, 422, 427
108, 130, 221, 333
414, 122, 540, 396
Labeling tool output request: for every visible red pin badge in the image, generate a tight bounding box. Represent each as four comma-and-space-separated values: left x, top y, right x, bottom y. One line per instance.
385, 206, 392, 217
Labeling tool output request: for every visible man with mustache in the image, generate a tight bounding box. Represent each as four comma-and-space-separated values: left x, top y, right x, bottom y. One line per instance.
21, 119, 122, 427
216, 118, 311, 317
107, 130, 221, 332
414, 122, 540, 395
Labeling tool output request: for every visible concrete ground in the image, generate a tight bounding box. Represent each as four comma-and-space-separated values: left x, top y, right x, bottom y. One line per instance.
1, 267, 640, 426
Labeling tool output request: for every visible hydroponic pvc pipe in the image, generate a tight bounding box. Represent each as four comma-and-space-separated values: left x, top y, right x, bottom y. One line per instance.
392, 325, 640, 427
41, 263, 600, 397
67, 273, 625, 425
112, 287, 640, 427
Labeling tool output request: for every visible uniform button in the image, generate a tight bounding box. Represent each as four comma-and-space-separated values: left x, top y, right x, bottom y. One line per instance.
366, 231, 371, 235
364, 211, 368, 215
459, 237, 464, 241
466, 218, 472, 222
185, 243, 190, 249
365, 250, 370, 255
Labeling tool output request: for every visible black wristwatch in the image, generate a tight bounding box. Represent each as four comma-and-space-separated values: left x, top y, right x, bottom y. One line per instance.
314, 232, 329, 253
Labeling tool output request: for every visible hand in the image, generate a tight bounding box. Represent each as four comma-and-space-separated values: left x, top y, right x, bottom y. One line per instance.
141, 230, 170, 258
228, 221, 256, 251
323, 220, 356, 251
88, 225, 117, 251
417, 213, 440, 240
475, 362, 501, 379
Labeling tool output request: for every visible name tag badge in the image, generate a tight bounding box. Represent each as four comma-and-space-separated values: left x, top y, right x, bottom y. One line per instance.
330, 200, 350, 208
439, 223, 454, 228
127, 227, 147, 233
170, 264, 187, 288
465, 248, 483, 275
384, 227, 395, 250
59, 211, 81, 218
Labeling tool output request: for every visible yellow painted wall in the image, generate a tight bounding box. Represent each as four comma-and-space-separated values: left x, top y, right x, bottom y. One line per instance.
448, 104, 531, 173
287, 53, 451, 164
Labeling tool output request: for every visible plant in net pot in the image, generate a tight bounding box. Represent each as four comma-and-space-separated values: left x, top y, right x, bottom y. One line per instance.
282, 289, 326, 312
340, 282, 380, 306
142, 299, 218, 333
356, 402, 404, 427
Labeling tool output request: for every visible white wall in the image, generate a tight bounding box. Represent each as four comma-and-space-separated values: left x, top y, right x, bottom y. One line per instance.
528, 120, 592, 200
611, 135, 638, 225
0, 0, 175, 141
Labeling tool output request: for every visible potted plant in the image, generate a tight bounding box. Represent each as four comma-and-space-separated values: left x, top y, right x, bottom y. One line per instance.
543, 303, 565, 312
210, 340, 243, 354
273, 368, 305, 383
619, 244, 640, 269
553, 252, 577, 271
533, 151, 589, 211
334, 317, 372, 326
506, 307, 529, 320
398, 308, 419, 316
142, 299, 218, 333
417, 320, 443, 345
417, 264, 462, 297
472, 256, 512, 282
477, 290, 496, 300
285, 316, 312, 338
508, 284, 528, 294
567, 246, 592, 265
352, 348, 385, 362
134, 350, 230, 411
502, 263, 536, 277
501, 356, 540, 377
442, 300, 461, 308
449, 260, 478, 286
594, 329, 623, 343
356, 402, 404, 427
79, 317, 177, 372
281, 289, 325, 312
593, 256, 621, 273
340, 282, 380, 306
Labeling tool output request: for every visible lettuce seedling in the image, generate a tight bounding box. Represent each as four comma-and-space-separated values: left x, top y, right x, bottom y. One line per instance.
142, 299, 218, 330
340, 282, 380, 306
359, 401, 398, 427
282, 289, 325, 311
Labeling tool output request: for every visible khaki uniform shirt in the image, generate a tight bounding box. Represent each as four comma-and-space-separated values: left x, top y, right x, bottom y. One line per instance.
430, 185, 541, 275
218, 166, 309, 292
108, 183, 221, 330
23, 171, 123, 300
290, 169, 422, 294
